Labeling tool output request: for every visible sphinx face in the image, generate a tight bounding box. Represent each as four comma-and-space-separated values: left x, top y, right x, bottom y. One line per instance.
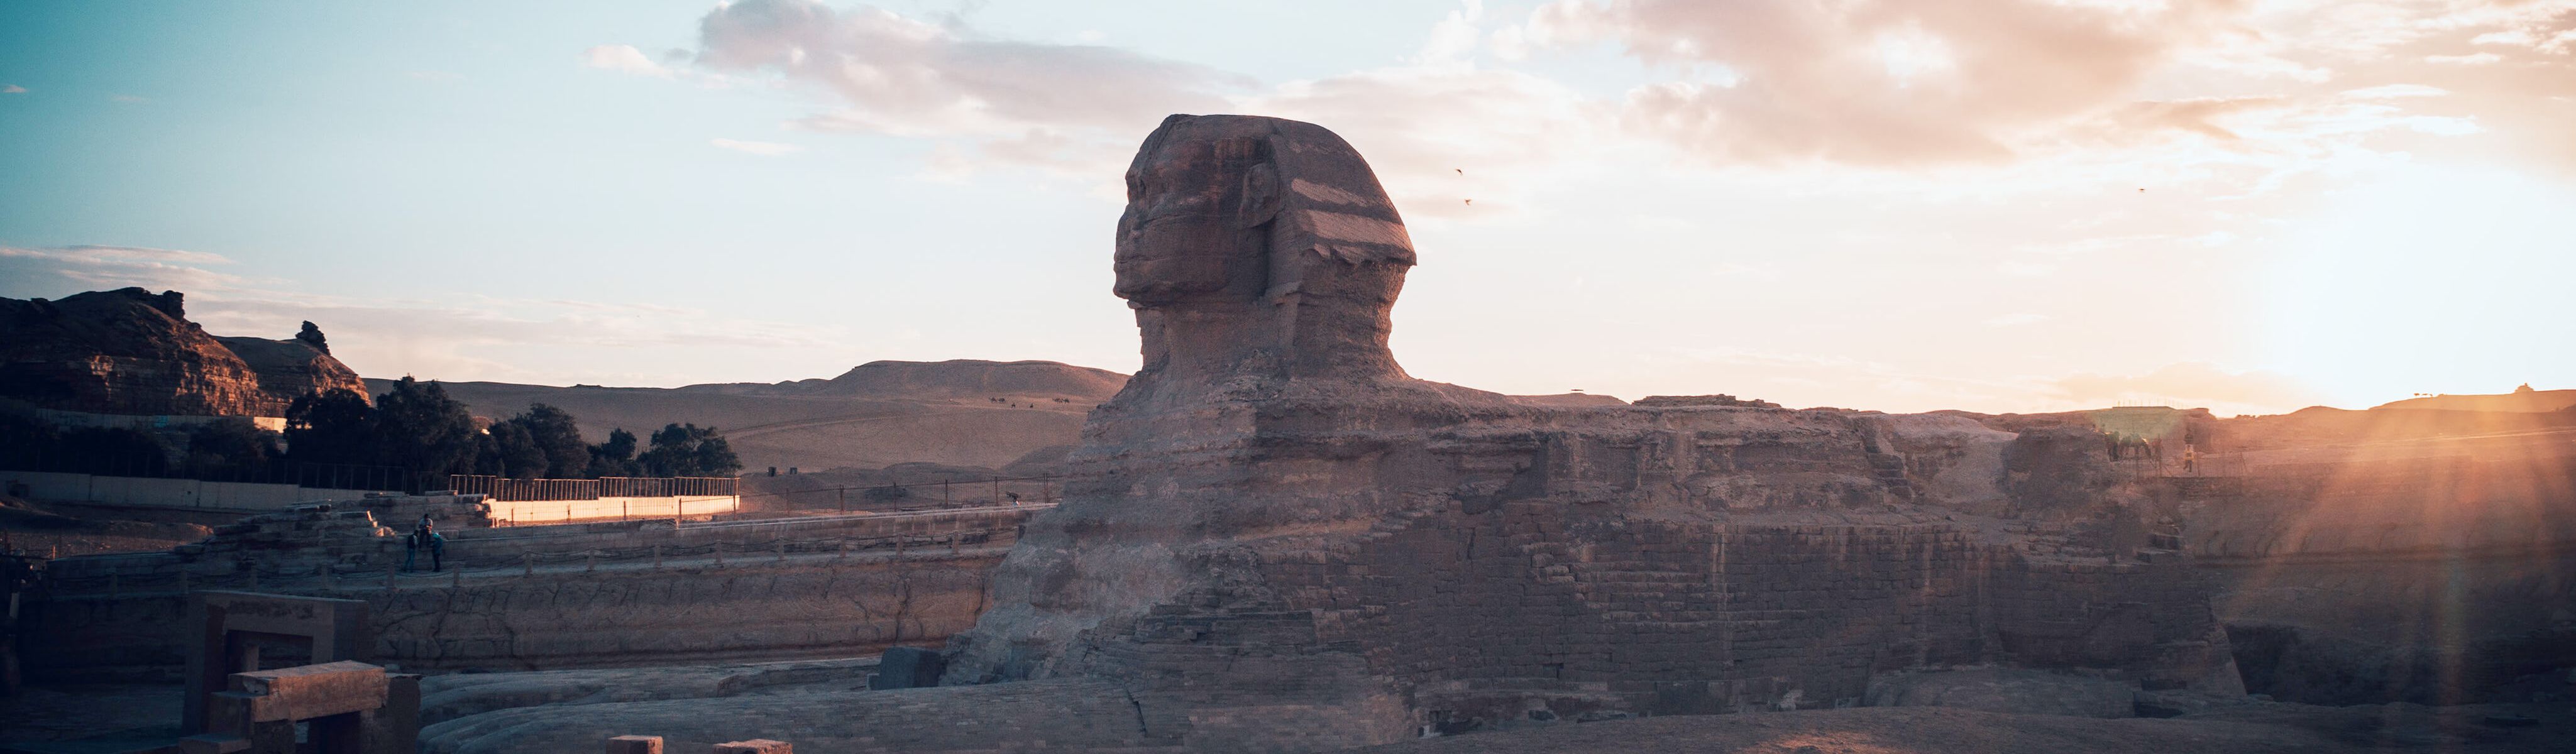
1113, 136, 1267, 306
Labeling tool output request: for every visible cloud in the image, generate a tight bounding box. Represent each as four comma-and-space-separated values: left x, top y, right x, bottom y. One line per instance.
710, 138, 800, 156
693, 0, 1241, 141
1244, 65, 1597, 219
583, 44, 676, 79
2, 85, 24, 94
1517, 0, 2250, 166
2054, 363, 2320, 415
0, 244, 250, 295
2425, 52, 2501, 64
2342, 84, 2449, 99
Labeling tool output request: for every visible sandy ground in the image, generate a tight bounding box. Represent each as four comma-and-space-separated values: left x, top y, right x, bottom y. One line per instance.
0, 496, 212, 557
0, 683, 184, 746
1348, 702, 2576, 754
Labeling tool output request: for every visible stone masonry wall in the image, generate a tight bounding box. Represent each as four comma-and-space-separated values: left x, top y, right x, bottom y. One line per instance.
25, 547, 1004, 679
1089, 501, 2230, 737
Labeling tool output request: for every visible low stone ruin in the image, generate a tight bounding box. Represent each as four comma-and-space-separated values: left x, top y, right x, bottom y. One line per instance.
187, 660, 420, 754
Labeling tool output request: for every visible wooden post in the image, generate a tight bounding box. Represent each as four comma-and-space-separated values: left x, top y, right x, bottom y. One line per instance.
714, 541, 724, 568
990, 478, 1000, 506
523, 552, 534, 577
943, 479, 950, 506
652, 544, 663, 569
838, 487, 846, 514
775, 540, 786, 563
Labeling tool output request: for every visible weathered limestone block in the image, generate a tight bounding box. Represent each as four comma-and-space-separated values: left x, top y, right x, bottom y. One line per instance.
711, 740, 791, 754
230, 660, 390, 722
606, 735, 665, 754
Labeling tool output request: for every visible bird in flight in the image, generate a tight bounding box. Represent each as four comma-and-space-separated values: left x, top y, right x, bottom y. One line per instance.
1463, 199, 1473, 205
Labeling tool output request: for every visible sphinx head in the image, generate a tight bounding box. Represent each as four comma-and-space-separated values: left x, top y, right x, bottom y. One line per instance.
1113, 114, 1416, 309
1111, 115, 1419, 383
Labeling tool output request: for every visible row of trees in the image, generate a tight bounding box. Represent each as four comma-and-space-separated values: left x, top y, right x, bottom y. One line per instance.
284, 377, 742, 481
0, 378, 744, 486
0, 412, 277, 480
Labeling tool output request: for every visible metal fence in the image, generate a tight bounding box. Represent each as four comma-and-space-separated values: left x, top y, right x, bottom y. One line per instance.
447, 475, 737, 501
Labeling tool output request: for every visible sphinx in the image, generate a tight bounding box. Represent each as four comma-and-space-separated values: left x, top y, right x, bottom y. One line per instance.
428, 116, 2241, 753
938, 114, 2242, 743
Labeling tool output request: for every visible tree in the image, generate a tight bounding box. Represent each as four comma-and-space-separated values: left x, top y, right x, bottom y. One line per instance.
368, 376, 480, 478
0, 412, 60, 471
587, 428, 641, 478
638, 423, 742, 477
184, 418, 278, 479
504, 403, 590, 479
57, 427, 172, 476
478, 421, 548, 479
285, 388, 375, 466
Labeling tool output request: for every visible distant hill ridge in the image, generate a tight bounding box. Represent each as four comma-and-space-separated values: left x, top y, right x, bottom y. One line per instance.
2372, 385, 2575, 413
672, 359, 1128, 400
363, 359, 1131, 473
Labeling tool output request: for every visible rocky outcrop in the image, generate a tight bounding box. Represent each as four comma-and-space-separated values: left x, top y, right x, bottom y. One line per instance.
0, 288, 366, 417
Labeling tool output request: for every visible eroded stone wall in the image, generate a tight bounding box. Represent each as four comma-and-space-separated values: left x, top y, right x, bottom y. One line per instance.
26, 549, 1004, 678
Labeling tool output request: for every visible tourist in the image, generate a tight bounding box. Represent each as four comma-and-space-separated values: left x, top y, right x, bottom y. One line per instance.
403, 517, 426, 572
423, 521, 446, 572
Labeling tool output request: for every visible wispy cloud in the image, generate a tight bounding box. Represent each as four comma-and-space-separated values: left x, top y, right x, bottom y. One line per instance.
581, 43, 676, 79
0, 244, 251, 293
1, 85, 25, 94
710, 138, 800, 156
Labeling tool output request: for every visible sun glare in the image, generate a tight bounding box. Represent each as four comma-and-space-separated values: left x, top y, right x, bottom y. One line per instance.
2261, 163, 2576, 409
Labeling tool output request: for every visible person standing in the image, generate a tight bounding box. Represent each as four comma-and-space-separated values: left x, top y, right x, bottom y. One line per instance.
404, 515, 431, 572
424, 522, 446, 572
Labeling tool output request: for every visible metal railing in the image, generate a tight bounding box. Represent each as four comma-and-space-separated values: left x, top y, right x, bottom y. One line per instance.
448, 475, 737, 501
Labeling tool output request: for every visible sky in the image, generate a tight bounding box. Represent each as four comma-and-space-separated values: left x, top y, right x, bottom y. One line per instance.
3, 0, 2571, 417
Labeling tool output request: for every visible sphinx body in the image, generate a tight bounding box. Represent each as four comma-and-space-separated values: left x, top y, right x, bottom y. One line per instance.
935, 115, 2241, 747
